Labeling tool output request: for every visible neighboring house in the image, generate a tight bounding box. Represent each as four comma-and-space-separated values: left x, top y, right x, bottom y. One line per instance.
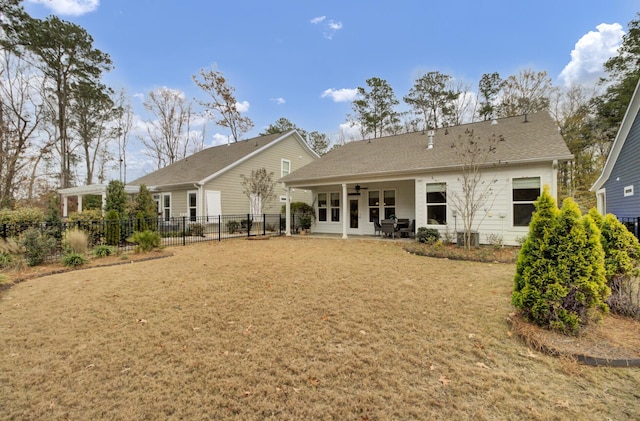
281, 112, 572, 245
58, 130, 318, 218
591, 78, 640, 219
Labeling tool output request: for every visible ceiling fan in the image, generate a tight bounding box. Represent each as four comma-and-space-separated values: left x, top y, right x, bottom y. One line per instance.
348, 184, 369, 196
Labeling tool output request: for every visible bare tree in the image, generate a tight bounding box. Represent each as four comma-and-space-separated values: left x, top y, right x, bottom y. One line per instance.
113, 89, 132, 183
448, 129, 504, 249
240, 168, 276, 215
141, 87, 197, 169
193, 66, 253, 142
498, 68, 554, 117
404, 71, 459, 131
0, 51, 46, 207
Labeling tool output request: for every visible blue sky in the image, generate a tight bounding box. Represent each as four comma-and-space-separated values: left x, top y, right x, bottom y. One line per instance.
22, 0, 639, 180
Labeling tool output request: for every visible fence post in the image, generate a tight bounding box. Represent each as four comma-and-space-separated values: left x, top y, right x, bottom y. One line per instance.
263, 214, 266, 236
182, 216, 186, 246
218, 215, 221, 241
1, 223, 5, 240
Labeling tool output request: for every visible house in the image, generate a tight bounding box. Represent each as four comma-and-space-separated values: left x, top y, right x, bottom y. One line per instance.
591, 78, 640, 220
59, 130, 318, 219
281, 112, 573, 245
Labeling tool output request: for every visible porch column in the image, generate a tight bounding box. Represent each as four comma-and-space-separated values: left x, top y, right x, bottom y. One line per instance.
342, 183, 348, 239
285, 186, 292, 236
101, 192, 107, 216
77, 195, 83, 214
62, 195, 68, 217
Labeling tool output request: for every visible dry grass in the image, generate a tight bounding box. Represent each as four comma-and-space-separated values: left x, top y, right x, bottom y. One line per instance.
1, 237, 640, 420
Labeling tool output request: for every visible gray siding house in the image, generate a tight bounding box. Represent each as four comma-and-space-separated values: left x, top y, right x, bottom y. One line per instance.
281, 113, 572, 245
592, 79, 640, 218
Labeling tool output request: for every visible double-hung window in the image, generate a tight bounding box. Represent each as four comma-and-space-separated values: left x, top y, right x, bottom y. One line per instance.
426, 183, 447, 224
368, 191, 380, 222
318, 193, 328, 221
513, 177, 540, 226
188, 191, 197, 221
383, 190, 395, 219
281, 159, 291, 177
330, 192, 340, 222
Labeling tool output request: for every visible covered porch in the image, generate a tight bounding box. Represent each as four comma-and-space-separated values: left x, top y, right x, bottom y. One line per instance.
284, 178, 423, 239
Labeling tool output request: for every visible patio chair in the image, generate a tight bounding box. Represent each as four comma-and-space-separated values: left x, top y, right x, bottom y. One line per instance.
373, 221, 383, 236
400, 219, 415, 238
381, 219, 399, 238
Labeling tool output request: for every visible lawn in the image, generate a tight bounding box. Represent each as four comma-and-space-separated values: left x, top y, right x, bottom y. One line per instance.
1, 237, 640, 420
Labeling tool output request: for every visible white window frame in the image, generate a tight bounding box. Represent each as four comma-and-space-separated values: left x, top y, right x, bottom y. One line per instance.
187, 190, 197, 221
281, 159, 291, 177
162, 193, 172, 222
330, 192, 340, 222
318, 193, 328, 222
624, 185, 634, 197
383, 189, 396, 219
512, 177, 540, 227
426, 183, 447, 225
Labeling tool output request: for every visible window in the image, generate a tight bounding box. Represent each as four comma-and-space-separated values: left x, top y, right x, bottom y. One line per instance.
426, 183, 447, 224
281, 159, 291, 177
162, 193, 171, 221
188, 191, 197, 221
513, 177, 540, 226
624, 185, 634, 197
368, 191, 380, 223
318, 193, 327, 221
330, 192, 340, 222
383, 190, 395, 219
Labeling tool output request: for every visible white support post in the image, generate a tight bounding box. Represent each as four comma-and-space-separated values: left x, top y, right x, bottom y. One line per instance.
62, 195, 68, 217
77, 195, 83, 214
285, 187, 292, 236
342, 183, 348, 239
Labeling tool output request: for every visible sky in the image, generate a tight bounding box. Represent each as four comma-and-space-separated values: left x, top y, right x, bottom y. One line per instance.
22, 0, 640, 181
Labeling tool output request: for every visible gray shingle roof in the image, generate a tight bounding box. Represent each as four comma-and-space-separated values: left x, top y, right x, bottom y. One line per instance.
281, 112, 572, 184
129, 131, 290, 187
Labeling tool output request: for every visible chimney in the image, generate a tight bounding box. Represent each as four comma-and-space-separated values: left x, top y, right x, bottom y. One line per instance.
427, 130, 434, 149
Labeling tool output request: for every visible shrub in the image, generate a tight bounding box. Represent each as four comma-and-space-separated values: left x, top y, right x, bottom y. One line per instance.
61, 252, 88, 267
21, 228, 56, 266
512, 189, 609, 335
416, 227, 440, 244
485, 233, 503, 248
127, 230, 161, 252
241, 218, 253, 231
188, 223, 205, 236
93, 244, 116, 258
589, 209, 640, 318
0, 207, 46, 238
67, 210, 104, 246
105, 210, 121, 246
62, 228, 88, 254
0, 252, 13, 268
227, 220, 240, 234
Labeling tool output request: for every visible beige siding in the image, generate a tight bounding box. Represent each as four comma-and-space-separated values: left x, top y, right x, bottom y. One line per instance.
203, 134, 315, 214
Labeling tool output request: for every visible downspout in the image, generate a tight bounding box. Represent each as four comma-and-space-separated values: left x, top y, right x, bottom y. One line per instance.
194, 183, 204, 216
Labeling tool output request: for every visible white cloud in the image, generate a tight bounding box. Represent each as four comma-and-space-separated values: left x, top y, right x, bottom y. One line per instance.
559, 23, 624, 87
27, 0, 99, 16
210, 133, 233, 146
270, 97, 286, 105
338, 122, 362, 143
321, 88, 359, 102
235, 101, 250, 113
310, 15, 342, 39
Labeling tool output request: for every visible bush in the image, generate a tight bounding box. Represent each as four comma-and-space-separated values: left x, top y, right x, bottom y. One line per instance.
512, 189, 610, 335
127, 230, 161, 252
416, 227, 440, 244
62, 228, 88, 254
227, 220, 240, 234
0, 207, 46, 238
188, 223, 205, 236
67, 210, 104, 246
21, 228, 56, 267
0, 252, 13, 268
93, 244, 115, 258
61, 252, 88, 267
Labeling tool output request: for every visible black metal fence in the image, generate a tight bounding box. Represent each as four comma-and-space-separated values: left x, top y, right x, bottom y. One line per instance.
618, 217, 640, 239
0, 214, 293, 263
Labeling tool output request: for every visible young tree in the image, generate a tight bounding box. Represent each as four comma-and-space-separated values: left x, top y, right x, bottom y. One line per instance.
447, 129, 502, 249
240, 168, 275, 215
104, 180, 127, 218
349, 77, 400, 139
141, 87, 196, 169
19, 15, 112, 188
113, 89, 133, 183
193, 66, 254, 142
403, 71, 459, 130
498, 68, 554, 117
476, 72, 503, 121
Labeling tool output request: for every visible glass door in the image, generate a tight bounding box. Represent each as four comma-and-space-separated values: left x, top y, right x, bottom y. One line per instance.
349, 199, 359, 229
